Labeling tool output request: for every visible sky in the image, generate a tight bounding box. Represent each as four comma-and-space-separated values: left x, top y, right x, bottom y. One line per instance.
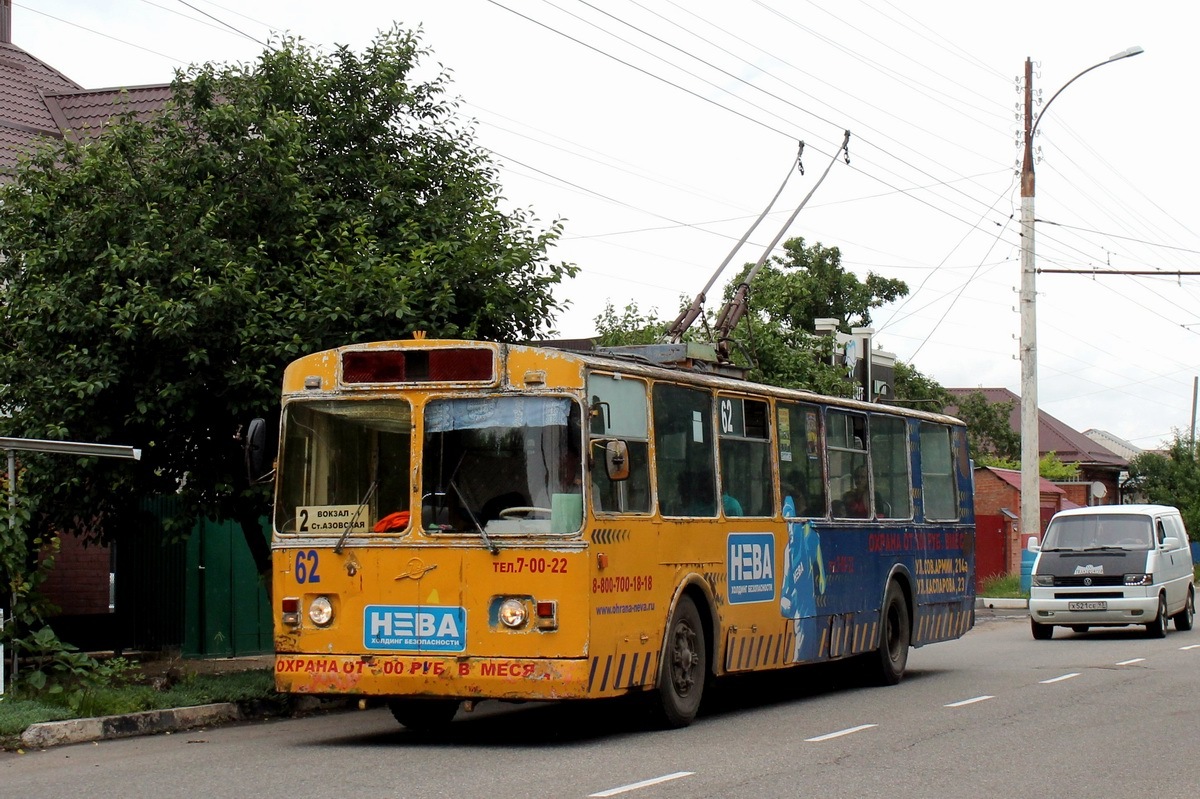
10, 1, 1200, 450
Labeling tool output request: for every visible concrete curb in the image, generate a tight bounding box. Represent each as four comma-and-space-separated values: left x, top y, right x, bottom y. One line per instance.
21, 702, 242, 749
976, 596, 1028, 610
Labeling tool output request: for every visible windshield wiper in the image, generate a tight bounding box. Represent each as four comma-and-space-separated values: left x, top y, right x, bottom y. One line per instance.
334, 480, 377, 554
450, 478, 499, 555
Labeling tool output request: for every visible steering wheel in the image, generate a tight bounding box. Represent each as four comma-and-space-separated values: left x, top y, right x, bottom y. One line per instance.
498, 506, 552, 519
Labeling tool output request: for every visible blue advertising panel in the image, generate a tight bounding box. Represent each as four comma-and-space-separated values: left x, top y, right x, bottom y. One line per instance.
364, 605, 467, 652
727, 532, 776, 604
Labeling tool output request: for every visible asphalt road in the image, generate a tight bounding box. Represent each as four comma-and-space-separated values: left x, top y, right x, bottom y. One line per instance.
3, 609, 1198, 799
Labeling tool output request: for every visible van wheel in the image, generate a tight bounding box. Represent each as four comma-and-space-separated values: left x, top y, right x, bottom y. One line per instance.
1173, 588, 1195, 632
654, 595, 706, 727
1070, 625, 1089, 633
388, 698, 459, 731
1031, 619, 1053, 640
866, 581, 910, 685
1145, 594, 1169, 638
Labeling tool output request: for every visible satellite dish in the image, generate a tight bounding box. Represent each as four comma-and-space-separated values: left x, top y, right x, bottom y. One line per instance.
1091, 481, 1108, 499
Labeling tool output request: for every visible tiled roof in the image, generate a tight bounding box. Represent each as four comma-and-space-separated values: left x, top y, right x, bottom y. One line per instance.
979, 466, 1066, 496
0, 36, 171, 178
946, 386, 1127, 468
0, 39, 80, 172
46, 84, 174, 140
0, 41, 79, 131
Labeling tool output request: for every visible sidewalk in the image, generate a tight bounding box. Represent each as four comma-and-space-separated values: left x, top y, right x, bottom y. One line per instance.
975, 596, 1028, 610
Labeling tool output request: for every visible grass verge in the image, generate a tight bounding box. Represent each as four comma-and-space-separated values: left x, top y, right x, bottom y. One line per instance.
0, 669, 280, 749
980, 572, 1026, 599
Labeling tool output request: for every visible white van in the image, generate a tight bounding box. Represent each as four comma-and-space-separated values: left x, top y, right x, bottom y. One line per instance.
1028, 504, 1195, 639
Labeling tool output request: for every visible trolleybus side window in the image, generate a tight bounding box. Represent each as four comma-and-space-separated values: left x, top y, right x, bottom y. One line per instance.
870, 414, 912, 519
654, 383, 716, 517
827, 410, 869, 518
587, 373, 651, 514
919, 422, 958, 521
777, 402, 827, 518
717, 395, 773, 517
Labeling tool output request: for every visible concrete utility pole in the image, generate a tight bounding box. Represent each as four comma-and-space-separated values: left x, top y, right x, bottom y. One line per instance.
1018, 47, 1143, 544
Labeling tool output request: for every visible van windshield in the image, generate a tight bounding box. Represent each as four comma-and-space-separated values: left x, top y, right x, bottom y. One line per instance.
1042, 514, 1153, 551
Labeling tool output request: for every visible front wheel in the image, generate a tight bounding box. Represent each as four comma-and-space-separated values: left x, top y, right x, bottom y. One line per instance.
1030, 618, 1054, 639
867, 581, 910, 685
654, 595, 707, 728
1173, 588, 1195, 632
387, 698, 459, 732
1145, 593, 1169, 638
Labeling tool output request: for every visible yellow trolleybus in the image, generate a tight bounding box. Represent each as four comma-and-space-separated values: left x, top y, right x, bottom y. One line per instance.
267, 337, 975, 729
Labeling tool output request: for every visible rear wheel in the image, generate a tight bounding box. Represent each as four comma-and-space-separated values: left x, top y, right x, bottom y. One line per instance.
1030, 618, 1053, 639
1070, 625, 1089, 633
1145, 593, 1169, 638
1173, 587, 1195, 632
867, 581, 910, 685
654, 595, 706, 727
387, 698, 459, 732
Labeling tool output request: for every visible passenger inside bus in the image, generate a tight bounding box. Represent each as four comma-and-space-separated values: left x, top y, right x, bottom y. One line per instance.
842, 465, 871, 518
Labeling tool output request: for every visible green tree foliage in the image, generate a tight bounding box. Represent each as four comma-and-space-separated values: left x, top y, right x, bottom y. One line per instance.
727, 237, 907, 334
1127, 436, 1200, 540
595, 238, 942, 403
0, 27, 575, 581
721, 237, 909, 396
891, 361, 950, 413
952, 391, 1021, 461
593, 301, 666, 347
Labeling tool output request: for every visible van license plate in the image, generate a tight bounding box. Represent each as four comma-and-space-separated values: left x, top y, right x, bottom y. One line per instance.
1068, 601, 1106, 611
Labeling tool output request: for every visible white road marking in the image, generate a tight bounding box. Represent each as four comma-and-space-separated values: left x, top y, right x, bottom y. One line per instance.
1115, 658, 1145, 666
805, 724, 878, 742
1180, 644, 1200, 651
589, 772, 695, 797
1039, 672, 1080, 684
944, 695, 994, 707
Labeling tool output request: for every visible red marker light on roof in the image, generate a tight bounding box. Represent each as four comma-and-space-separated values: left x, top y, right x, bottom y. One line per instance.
341, 348, 494, 384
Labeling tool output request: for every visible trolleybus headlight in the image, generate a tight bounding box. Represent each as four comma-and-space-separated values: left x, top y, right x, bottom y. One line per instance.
308, 595, 334, 626
498, 598, 528, 628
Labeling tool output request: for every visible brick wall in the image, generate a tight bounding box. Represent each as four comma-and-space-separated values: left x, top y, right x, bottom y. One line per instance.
39, 534, 111, 616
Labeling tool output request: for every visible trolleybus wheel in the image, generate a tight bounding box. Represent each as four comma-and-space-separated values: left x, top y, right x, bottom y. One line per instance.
868, 581, 910, 685
655, 595, 706, 728
388, 698, 460, 732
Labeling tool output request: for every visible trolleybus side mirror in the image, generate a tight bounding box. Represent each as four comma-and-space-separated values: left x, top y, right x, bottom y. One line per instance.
604, 440, 630, 481
243, 417, 272, 484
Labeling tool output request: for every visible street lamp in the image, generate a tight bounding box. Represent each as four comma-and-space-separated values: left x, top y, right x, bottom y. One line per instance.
1019, 46, 1143, 545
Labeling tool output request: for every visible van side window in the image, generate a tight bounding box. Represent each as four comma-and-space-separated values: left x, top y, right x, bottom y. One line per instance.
1163, 515, 1187, 547
1156, 519, 1167, 546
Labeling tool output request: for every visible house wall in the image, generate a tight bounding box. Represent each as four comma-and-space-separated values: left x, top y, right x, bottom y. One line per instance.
40, 533, 111, 615
972, 472, 1020, 574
